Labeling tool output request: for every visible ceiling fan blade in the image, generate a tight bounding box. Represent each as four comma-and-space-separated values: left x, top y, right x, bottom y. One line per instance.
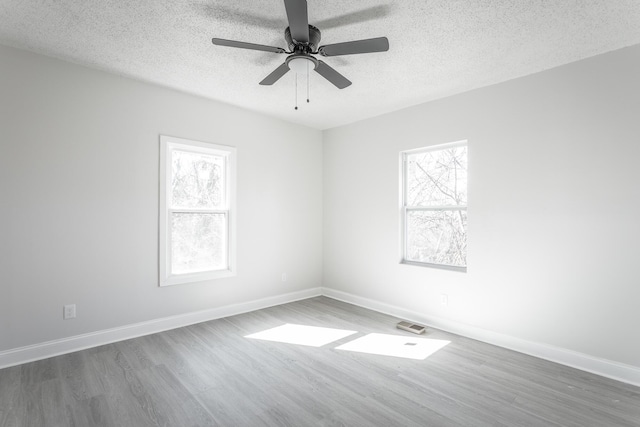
259, 62, 290, 85
314, 61, 351, 89
212, 38, 285, 54
319, 37, 389, 57
283, 0, 309, 43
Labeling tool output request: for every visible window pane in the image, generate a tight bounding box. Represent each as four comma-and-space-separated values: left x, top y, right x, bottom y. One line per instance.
171, 150, 224, 209
406, 209, 467, 267
171, 213, 226, 274
407, 146, 467, 207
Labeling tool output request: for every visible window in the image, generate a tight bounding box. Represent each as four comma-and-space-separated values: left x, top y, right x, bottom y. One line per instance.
159, 135, 236, 286
401, 141, 467, 271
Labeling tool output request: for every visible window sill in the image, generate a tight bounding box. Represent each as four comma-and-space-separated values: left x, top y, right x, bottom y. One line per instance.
159, 269, 236, 287
400, 260, 467, 273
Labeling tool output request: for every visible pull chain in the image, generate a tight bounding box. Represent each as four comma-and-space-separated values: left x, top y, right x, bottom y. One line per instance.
294, 74, 298, 110
306, 61, 310, 103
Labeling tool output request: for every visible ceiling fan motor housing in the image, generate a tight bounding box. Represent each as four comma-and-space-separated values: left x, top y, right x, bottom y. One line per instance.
285, 25, 321, 52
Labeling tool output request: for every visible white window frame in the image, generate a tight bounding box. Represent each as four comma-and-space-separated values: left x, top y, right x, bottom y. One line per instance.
159, 135, 236, 286
400, 140, 468, 272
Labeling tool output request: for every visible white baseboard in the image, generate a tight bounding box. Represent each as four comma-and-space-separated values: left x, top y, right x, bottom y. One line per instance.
321, 287, 640, 388
3, 285, 639, 388
0, 287, 322, 369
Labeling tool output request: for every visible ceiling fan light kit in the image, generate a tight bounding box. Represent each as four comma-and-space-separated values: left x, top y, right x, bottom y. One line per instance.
211, 0, 389, 105
286, 55, 317, 74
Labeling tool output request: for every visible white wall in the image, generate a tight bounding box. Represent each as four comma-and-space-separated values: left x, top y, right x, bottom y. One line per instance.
323, 45, 640, 368
2, 41, 639, 377
0, 45, 323, 352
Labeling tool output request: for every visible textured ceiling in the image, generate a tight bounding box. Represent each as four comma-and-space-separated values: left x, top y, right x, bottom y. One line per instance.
1, 1, 640, 129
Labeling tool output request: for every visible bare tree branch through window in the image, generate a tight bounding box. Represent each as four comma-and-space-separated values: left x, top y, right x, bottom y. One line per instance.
402, 143, 467, 269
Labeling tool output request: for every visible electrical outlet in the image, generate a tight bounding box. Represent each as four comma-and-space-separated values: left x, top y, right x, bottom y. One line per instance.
440, 294, 448, 307
282, 273, 287, 282
63, 304, 76, 320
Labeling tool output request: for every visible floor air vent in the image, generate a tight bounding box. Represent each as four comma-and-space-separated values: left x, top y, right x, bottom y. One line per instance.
396, 321, 426, 334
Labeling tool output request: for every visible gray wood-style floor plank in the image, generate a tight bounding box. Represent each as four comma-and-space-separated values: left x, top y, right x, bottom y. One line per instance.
0, 365, 21, 427
1, 296, 639, 426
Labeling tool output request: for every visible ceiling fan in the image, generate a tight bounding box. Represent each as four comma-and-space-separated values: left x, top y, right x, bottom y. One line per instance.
211, 0, 389, 89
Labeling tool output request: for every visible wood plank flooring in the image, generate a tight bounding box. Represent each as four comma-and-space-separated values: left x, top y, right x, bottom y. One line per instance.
1, 296, 639, 426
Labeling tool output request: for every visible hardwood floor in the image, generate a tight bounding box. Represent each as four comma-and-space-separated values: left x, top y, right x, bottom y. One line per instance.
1, 296, 639, 426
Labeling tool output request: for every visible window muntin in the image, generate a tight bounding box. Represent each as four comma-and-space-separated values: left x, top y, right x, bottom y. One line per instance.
160, 136, 236, 286
401, 142, 467, 271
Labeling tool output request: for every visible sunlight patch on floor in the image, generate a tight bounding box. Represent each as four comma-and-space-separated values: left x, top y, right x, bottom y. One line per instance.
336, 333, 450, 360
245, 323, 358, 347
